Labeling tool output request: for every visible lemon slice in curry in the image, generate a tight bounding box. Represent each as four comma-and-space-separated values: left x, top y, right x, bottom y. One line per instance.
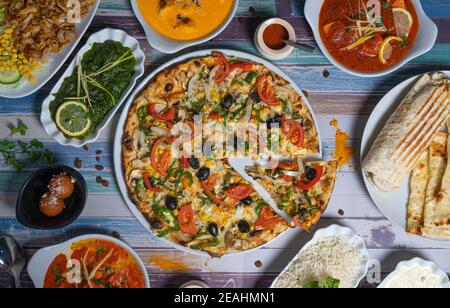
55, 101, 92, 138
393, 7, 413, 38
379, 36, 404, 65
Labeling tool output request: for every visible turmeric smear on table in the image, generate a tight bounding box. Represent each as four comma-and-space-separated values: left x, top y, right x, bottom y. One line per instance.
330, 119, 353, 170
149, 256, 188, 272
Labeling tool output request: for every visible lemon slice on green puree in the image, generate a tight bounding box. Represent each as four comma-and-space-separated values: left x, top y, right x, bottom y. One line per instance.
55, 101, 92, 138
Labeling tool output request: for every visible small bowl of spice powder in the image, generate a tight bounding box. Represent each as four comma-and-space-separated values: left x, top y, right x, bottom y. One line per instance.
254, 18, 296, 60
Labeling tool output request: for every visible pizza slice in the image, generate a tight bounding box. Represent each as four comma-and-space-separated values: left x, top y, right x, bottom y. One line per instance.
246, 160, 337, 231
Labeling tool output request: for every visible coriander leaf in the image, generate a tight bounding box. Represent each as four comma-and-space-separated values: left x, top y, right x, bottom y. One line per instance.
52, 267, 65, 285
27, 151, 41, 162
382, 1, 390, 8
4, 153, 23, 172
0, 138, 54, 172
10, 121, 28, 136
325, 277, 340, 288
96, 245, 104, 257
303, 277, 340, 289
30, 139, 44, 149
0, 140, 15, 151
17, 141, 28, 153
303, 281, 319, 288
42, 150, 55, 164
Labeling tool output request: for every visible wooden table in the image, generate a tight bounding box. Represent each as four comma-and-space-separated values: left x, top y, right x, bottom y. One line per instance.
0, 0, 449, 288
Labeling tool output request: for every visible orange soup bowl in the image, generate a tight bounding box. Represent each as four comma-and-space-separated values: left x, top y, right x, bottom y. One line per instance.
304, 0, 438, 77
27, 235, 150, 288
131, 0, 239, 54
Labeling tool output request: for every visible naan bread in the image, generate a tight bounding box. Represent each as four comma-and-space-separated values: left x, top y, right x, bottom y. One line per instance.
407, 151, 429, 235
422, 129, 450, 239
363, 72, 450, 192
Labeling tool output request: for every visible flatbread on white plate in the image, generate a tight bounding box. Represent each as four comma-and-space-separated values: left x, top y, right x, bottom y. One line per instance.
363, 72, 450, 192
422, 124, 450, 239
407, 151, 429, 235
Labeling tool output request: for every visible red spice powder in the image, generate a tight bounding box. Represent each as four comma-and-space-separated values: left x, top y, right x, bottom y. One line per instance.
263, 24, 289, 50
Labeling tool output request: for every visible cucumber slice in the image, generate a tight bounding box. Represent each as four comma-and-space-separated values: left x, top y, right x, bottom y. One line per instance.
0, 69, 22, 84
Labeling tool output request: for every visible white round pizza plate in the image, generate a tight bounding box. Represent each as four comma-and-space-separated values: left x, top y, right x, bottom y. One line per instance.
113, 49, 323, 258
361, 70, 450, 246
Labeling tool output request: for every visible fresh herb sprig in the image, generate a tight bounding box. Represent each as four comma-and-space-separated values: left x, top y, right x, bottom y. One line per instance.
303, 277, 340, 289
52, 267, 65, 285
10, 121, 28, 136
0, 121, 55, 172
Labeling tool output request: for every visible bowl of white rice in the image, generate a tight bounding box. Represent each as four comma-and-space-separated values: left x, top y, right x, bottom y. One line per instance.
271, 225, 370, 288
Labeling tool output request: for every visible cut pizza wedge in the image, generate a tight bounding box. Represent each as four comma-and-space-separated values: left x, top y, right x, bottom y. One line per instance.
246, 160, 338, 232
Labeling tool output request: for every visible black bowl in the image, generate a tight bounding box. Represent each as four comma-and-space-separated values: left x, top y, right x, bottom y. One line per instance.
16, 166, 87, 229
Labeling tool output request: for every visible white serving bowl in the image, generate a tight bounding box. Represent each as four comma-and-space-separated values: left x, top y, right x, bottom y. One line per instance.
131, 0, 239, 54
0, 0, 100, 99
40, 29, 145, 148
304, 0, 438, 77
27, 234, 150, 288
378, 258, 450, 288
270, 225, 370, 288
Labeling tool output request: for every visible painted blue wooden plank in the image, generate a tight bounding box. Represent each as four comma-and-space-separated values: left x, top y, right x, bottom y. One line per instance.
0, 170, 117, 193
1, 63, 449, 113
290, 0, 450, 19
150, 41, 450, 65
99, 1, 131, 11
417, 0, 450, 19
0, 217, 158, 249
2, 217, 448, 251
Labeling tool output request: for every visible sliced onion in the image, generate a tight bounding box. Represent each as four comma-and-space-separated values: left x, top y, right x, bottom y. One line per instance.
132, 128, 141, 150
274, 86, 295, 102
225, 69, 240, 87
150, 126, 168, 137
297, 158, 304, 179
235, 206, 245, 220
188, 73, 200, 98
138, 131, 146, 149
241, 100, 253, 123
129, 169, 144, 181
209, 66, 220, 86
283, 170, 300, 177
152, 101, 168, 114
135, 97, 149, 110
206, 66, 220, 102
269, 108, 276, 118
132, 157, 150, 169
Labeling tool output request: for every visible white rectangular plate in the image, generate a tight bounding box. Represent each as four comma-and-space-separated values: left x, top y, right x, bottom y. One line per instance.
0, 0, 100, 99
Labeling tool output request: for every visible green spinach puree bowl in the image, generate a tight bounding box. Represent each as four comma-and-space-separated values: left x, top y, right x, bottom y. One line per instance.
40, 29, 145, 147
